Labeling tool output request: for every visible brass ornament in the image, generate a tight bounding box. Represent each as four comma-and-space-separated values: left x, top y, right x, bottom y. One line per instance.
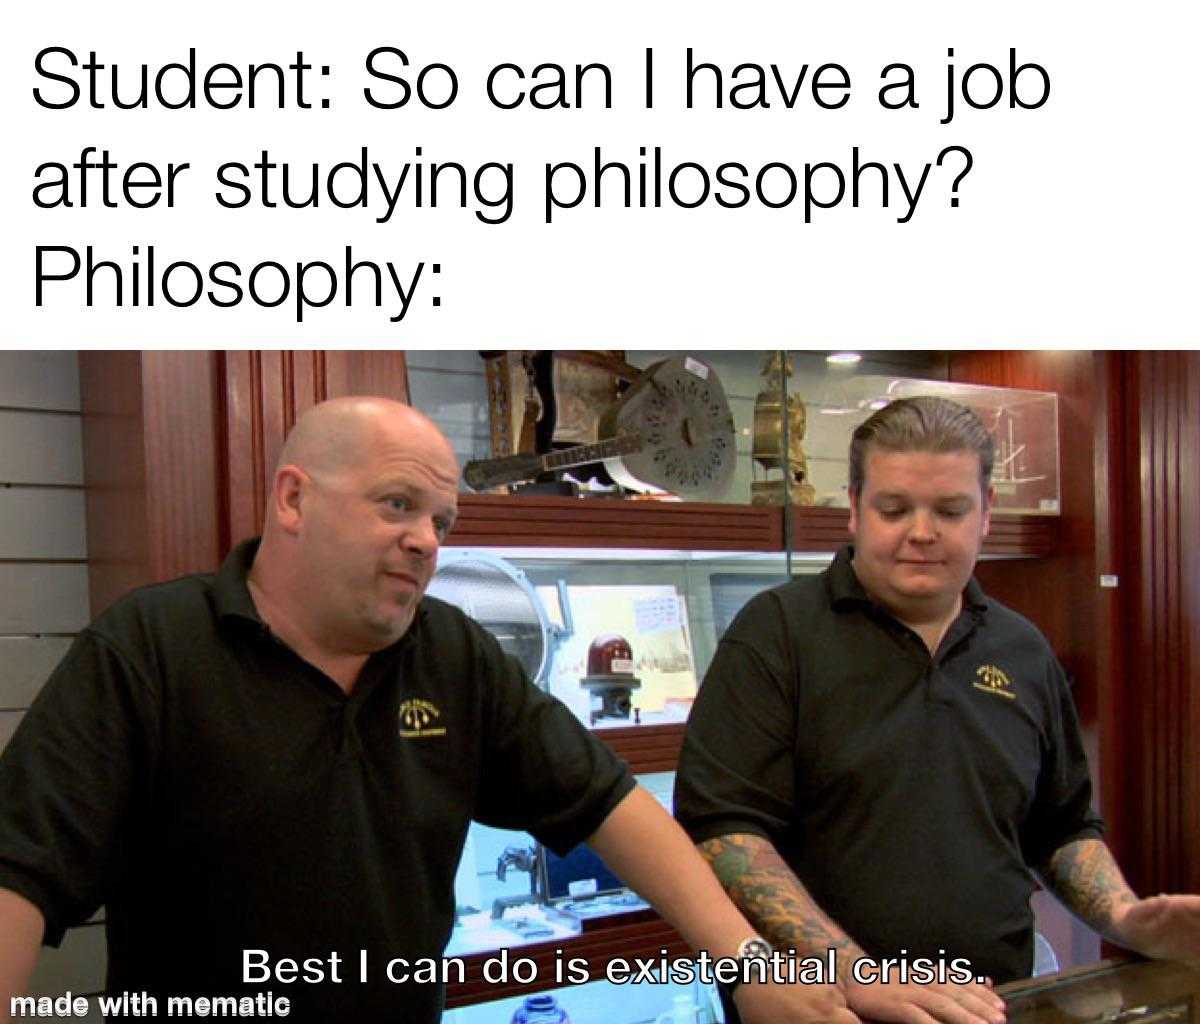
751, 353, 816, 506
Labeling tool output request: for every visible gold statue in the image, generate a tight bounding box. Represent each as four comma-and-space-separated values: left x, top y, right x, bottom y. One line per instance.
751, 353, 817, 506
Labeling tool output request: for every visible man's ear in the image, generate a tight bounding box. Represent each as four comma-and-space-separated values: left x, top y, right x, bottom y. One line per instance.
271, 465, 308, 535
980, 484, 995, 537
847, 487, 860, 537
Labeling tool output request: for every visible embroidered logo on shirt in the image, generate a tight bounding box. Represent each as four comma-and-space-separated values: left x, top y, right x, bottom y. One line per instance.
973, 664, 1016, 701
399, 698, 447, 738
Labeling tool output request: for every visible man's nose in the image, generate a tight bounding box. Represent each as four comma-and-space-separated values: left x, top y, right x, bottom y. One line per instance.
908, 509, 937, 542
404, 516, 441, 555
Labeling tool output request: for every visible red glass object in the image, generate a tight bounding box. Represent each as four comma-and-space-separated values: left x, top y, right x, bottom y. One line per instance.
586, 634, 635, 677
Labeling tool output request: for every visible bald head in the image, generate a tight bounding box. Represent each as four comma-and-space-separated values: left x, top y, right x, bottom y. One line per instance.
251, 396, 462, 661
279, 397, 456, 482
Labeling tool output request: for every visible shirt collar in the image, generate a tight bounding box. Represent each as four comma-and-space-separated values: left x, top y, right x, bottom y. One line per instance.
211, 536, 429, 644
827, 543, 989, 615
212, 537, 264, 625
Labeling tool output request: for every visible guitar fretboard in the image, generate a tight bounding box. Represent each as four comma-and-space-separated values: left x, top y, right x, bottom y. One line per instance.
539, 432, 643, 472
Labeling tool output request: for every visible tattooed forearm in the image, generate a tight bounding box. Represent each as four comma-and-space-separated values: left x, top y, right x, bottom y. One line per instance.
1040, 838, 1137, 938
698, 834, 861, 985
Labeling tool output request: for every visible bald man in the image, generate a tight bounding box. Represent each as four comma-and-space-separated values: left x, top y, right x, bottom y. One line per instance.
0, 399, 853, 1024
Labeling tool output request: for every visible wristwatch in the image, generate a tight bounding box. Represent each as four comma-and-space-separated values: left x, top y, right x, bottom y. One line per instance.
721, 936, 774, 996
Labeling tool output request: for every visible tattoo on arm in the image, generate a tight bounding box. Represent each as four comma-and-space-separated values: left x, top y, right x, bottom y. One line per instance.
1040, 839, 1137, 938
699, 834, 862, 985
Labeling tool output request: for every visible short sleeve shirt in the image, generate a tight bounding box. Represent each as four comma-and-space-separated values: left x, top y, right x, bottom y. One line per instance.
675, 546, 1103, 983
0, 540, 634, 1021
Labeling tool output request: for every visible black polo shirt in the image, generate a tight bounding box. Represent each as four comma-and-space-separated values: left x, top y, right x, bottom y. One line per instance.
675, 546, 1102, 984
0, 540, 633, 1021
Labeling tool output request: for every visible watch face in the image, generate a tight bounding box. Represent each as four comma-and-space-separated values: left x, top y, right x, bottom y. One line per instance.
738, 937, 773, 960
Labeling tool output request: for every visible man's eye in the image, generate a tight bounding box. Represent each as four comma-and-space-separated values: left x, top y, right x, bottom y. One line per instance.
385, 497, 411, 512
433, 517, 452, 539
879, 506, 907, 518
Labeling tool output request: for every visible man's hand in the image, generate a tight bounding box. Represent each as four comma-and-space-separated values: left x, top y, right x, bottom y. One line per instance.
843, 977, 1006, 1024
735, 981, 860, 1024
1042, 839, 1200, 963
1110, 894, 1200, 961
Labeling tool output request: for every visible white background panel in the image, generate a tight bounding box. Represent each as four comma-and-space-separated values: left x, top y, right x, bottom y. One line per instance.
0, 351, 81, 411
0, 488, 87, 559
0, 411, 84, 485
0, 565, 90, 633
0, 637, 74, 709
1, 0, 1196, 345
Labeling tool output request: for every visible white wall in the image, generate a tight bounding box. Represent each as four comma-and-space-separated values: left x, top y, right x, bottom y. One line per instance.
0, 351, 105, 1015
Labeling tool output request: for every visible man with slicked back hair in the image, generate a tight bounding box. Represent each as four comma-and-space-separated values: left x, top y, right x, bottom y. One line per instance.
677, 396, 1200, 1024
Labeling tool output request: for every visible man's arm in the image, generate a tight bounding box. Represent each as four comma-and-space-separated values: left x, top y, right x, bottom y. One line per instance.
0, 887, 45, 1024
588, 788, 857, 1024
1039, 838, 1200, 960
697, 833, 1006, 1024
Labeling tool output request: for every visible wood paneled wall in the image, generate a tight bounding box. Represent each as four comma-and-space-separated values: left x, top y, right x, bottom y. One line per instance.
950, 350, 1200, 954
1115, 350, 1199, 895
80, 351, 410, 615
80, 351, 225, 617
222, 350, 411, 543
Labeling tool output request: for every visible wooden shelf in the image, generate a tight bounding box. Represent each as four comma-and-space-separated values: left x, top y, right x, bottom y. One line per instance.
449, 494, 784, 551
447, 494, 1058, 559
593, 723, 686, 776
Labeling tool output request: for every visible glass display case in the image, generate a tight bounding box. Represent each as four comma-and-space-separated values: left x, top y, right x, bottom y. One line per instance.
1000, 957, 1199, 1024
407, 351, 1065, 1015
436, 543, 804, 968
408, 350, 1060, 515
792, 370, 1061, 514
429, 543, 802, 1017
431, 546, 807, 730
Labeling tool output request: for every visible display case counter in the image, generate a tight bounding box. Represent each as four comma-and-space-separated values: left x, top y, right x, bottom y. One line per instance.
1001, 958, 1199, 1024
445, 914, 691, 1011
